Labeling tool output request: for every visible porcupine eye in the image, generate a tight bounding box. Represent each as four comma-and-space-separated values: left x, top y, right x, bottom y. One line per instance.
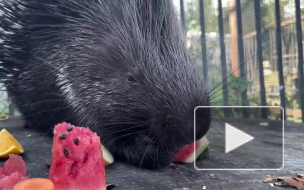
127, 75, 136, 83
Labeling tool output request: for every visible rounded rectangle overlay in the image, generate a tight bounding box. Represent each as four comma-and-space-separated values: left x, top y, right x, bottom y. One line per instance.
194, 106, 284, 171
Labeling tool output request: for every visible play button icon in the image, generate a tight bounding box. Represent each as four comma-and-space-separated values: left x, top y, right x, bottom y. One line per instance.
225, 123, 254, 153
194, 106, 284, 170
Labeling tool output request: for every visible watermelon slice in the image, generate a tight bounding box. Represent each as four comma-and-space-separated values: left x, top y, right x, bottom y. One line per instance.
49, 122, 106, 190
0, 154, 28, 190
173, 136, 209, 163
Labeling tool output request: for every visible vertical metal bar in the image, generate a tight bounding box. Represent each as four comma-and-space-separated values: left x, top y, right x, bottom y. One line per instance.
274, 0, 286, 120
218, 0, 229, 117
295, 0, 304, 122
199, 0, 208, 80
235, 0, 249, 118
9, 103, 14, 116
254, 0, 267, 119
180, 0, 186, 32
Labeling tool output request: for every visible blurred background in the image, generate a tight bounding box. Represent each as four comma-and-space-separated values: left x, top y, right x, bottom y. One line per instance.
172, 0, 304, 122
1, 0, 304, 123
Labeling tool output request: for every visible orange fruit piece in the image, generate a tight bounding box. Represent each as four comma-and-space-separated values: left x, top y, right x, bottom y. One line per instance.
13, 178, 55, 190
0, 129, 24, 158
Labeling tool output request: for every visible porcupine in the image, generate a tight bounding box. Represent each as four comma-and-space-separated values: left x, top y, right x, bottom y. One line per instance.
0, 0, 211, 169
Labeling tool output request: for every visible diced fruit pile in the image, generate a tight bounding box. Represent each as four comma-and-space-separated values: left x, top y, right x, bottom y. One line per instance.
0, 122, 112, 190
0, 121, 209, 189
0, 154, 55, 190
0, 154, 28, 190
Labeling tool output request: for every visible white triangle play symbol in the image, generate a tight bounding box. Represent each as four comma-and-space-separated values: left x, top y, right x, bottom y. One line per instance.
225, 123, 254, 153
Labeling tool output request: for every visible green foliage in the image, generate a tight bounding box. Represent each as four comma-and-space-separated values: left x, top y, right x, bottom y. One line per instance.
210, 75, 252, 107
209, 75, 264, 118
0, 92, 8, 117
226, 75, 252, 93
0, 104, 8, 116
264, 72, 301, 110
185, 0, 218, 32
184, 0, 293, 34
260, 0, 289, 29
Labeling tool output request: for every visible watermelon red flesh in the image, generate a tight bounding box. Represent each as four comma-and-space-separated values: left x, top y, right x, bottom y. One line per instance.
0, 167, 4, 178
49, 122, 106, 190
0, 171, 28, 190
0, 154, 28, 190
3, 154, 26, 176
173, 141, 200, 162
173, 136, 209, 163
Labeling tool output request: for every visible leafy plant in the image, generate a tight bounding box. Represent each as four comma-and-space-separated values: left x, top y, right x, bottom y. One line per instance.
227, 75, 252, 93
0, 99, 8, 117
0, 103, 8, 116
210, 75, 252, 104
0, 84, 9, 117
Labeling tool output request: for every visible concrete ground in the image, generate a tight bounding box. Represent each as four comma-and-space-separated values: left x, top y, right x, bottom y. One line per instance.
0, 116, 303, 190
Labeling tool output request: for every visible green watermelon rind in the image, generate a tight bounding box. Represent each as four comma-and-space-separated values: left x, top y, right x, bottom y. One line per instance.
101, 144, 114, 166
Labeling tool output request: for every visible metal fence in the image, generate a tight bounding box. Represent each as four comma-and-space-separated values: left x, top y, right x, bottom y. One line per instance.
178, 0, 304, 123
1, 0, 304, 123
